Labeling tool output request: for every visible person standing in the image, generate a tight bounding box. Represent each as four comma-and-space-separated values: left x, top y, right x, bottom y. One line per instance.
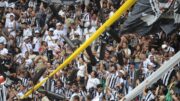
32, 30, 41, 54
19, 37, 32, 55
5, 13, 16, 37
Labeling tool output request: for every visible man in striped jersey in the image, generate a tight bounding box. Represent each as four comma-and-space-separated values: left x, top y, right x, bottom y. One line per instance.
70, 83, 80, 101
0, 84, 6, 101
106, 65, 118, 100
162, 67, 176, 86
44, 77, 56, 92
115, 70, 125, 95
54, 80, 65, 97
142, 86, 156, 101
65, 82, 73, 100
107, 65, 118, 90
91, 84, 104, 101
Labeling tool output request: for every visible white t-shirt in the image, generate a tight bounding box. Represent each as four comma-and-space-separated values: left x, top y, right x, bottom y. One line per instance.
0, 48, 8, 55
75, 26, 83, 36
23, 28, 32, 37
0, 36, 6, 45
21, 42, 32, 54
5, 13, 13, 28
53, 29, 64, 37
6, 20, 16, 37
44, 35, 57, 50
53, 29, 64, 42
33, 37, 41, 52
25, 58, 33, 68
86, 75, 100, 90
77, 63, 85, 77
91, 18, 98, 27
0, 1, 8, 7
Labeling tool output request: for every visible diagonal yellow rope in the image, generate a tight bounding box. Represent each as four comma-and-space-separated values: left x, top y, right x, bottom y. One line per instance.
21, 0, 137, 99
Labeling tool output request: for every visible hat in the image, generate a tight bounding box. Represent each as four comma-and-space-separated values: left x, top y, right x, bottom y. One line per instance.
49, 28, 54, 32
56, 22, 62, 26
58, 10, 65, 17
23, 36, 29, 41
21, 21, 27, 24
119, 70, 125, 75
10, 13, 15, 17
35, 30, 40, 33
162, 44, 167, 49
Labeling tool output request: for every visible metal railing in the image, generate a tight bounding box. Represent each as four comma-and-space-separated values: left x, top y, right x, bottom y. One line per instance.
123, 51, 180, 101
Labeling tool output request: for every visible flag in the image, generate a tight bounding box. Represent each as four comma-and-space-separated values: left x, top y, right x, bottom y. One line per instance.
32, 67, 46, 85
37, 87, 65, 100
121, 0, 177, 35
174, 0, 180, 24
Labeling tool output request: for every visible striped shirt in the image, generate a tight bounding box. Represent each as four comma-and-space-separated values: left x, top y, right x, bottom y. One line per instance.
129, 71, 135, 80
144, 91, 155, 101
108, 73, 118, 89
79, 90, 87, 101
162, 68, 174, 86
21, 78, 29, 87
0, 85, 6, 101
55, 87, 65, 96
115, 77, 124, 86
44, 79, 56, 92
65, 89, 73, 99
60, 75, 67, 87
91, 91, 104, 101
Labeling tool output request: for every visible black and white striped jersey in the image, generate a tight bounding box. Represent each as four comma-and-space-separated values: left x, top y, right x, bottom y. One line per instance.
20, 78, 30, 87
44, 79, 56, 92
108, 73, 118, 89
65, 89, 73, 99
144, 90, 155, 101
54, 87, 65, 96
0, 85, 6, 101
162, 68, 175, 86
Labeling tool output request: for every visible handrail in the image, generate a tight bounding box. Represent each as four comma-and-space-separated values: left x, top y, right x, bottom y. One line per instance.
123, 51, 180, 101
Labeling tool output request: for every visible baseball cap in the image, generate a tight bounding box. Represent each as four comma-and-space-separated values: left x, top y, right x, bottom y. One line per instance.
161, 44, 167, 49
10, 13, 15, 17
23, 36, 29, 41
49, 28, 54, 32
35, 30, 40, 33
56, 22, 62, 26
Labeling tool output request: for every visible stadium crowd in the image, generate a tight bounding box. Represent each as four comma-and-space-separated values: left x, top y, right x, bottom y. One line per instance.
0, 0, 180, 101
